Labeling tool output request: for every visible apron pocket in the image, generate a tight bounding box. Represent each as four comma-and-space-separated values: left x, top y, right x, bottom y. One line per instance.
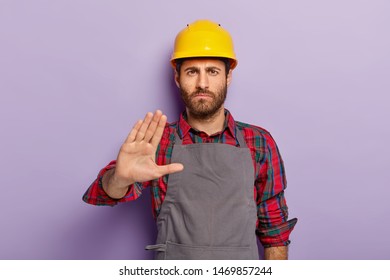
165, 241, 255, 260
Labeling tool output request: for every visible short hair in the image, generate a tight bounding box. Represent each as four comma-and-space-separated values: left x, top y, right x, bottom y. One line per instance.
175, 57, 231, 76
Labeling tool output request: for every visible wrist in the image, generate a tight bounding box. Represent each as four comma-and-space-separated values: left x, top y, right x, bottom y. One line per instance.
110, 170, 135, 189
102, 169, 131, 199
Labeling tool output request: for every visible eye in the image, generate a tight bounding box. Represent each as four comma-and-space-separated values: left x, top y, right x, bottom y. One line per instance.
186, 69, 198, 76
208, 69, 219, 76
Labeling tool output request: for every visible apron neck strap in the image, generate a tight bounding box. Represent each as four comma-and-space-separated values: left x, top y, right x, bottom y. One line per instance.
235, 127, 248, 148
174, 129, 182, 145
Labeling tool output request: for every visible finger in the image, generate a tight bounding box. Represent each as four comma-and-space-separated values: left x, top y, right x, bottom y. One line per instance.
150, 114, 167, 147
135, 112, 153, 141
125, 120, 143, 143
144, 110, 163, 143
156, 163, 184, 177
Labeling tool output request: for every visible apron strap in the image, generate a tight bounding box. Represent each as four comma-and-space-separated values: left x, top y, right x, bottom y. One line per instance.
173, 128, 182, 145
235, 127, 248, 148
145, 244, 166, 252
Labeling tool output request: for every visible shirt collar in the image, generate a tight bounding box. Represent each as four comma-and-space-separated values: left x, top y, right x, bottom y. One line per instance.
177, 109, 237, 139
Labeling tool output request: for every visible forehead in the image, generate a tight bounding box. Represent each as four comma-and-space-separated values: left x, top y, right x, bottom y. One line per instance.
181, 58, 225, 69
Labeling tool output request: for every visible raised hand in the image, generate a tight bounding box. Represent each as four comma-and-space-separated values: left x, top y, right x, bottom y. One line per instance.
103, 110, 184, 198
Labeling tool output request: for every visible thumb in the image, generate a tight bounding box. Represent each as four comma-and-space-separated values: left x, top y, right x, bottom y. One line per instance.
157, 163, 184, 176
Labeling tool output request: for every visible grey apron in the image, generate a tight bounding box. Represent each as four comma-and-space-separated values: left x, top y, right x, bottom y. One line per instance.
146, 128, 259, 260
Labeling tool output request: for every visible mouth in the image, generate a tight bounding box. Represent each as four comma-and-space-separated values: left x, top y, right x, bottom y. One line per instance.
192, 92, 213, 99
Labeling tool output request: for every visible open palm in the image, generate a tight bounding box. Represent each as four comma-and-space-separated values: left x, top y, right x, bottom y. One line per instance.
113, 110, 184, 188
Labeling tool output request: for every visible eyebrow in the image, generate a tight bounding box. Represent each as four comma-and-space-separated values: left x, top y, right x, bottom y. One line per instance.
183, 66, 222, 72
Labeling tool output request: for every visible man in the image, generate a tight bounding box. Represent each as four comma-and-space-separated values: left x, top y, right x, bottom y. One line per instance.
83, 19, 297, 260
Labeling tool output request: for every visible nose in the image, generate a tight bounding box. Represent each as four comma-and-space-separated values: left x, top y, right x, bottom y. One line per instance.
196, 70, 209, 90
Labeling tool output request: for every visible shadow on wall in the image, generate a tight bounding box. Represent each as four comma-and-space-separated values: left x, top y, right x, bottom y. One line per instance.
54, 190, 157, 260
257, 240, 265, 259
162, 51, 185, 120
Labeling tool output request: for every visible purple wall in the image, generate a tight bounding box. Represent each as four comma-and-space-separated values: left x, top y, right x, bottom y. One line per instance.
1, 0, 389, 260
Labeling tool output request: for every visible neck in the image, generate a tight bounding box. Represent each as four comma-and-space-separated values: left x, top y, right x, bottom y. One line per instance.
186, 106, 226, 135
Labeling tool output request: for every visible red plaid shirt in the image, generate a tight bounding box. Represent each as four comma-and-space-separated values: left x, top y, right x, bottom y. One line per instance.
83, 110, 297, 247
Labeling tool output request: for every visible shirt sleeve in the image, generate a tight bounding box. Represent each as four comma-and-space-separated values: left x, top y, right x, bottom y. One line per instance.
255, 133, 298, 247
82, 160, 146, 206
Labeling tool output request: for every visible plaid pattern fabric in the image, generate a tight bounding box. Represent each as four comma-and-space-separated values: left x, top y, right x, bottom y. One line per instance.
83, 110, 297, 247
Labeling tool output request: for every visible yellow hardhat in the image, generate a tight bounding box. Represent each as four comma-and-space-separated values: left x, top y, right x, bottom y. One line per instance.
171, 19, 237, 69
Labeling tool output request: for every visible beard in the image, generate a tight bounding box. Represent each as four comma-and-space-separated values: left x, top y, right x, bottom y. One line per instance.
179, 84, 227, 120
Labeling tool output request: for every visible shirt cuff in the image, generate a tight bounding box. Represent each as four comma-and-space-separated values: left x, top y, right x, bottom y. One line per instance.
257, 218, 298, 248
82, 161, 120, 206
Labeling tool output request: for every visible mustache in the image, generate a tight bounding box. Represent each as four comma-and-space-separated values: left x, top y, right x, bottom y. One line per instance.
191, 89, 214, 96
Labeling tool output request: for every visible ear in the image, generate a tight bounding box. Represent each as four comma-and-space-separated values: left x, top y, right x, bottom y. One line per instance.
226, 69, 233, 86
174, 70, 180, 88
